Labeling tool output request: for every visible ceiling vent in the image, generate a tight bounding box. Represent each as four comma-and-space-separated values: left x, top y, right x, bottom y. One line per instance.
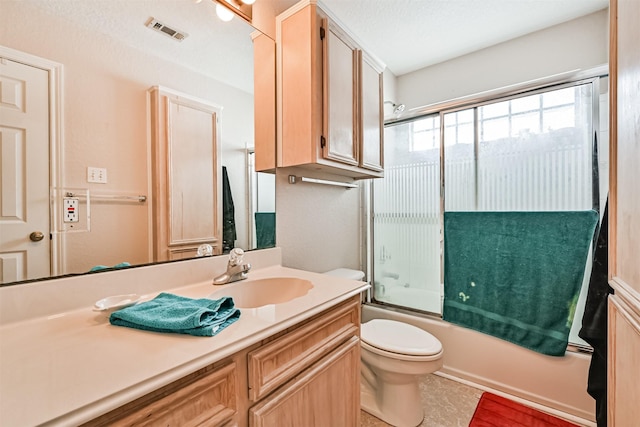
146, 18, 188, 42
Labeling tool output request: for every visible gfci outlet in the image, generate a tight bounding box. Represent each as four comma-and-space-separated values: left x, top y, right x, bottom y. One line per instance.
87, 167, 107, 183
63, 197, 79, 223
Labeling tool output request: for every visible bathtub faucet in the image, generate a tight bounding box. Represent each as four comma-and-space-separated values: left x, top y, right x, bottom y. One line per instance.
213, 248, 251, 285
382, 271, 400, 280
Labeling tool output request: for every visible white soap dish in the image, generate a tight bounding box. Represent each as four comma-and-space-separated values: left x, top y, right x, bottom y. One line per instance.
93, 294, 141, 311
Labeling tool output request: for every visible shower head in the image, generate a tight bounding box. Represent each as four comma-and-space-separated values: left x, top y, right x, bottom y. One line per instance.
384, 100, 405, 114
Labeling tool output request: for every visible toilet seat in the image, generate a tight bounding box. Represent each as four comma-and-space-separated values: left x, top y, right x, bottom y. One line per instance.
361, 319, 443, 360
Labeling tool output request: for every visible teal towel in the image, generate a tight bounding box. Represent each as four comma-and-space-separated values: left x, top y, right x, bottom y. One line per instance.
443, 211, 598, 356
255, 212, 275, 249
109, 293, 240, 337
90, 262, 131, 272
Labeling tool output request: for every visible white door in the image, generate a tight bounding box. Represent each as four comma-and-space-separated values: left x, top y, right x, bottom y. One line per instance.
0, 59, 50, 283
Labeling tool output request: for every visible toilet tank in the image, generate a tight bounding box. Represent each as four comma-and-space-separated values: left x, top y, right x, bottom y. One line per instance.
324, 268, 365, 281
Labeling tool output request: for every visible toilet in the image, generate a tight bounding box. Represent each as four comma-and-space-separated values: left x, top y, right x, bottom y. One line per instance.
324, 269, 444, 427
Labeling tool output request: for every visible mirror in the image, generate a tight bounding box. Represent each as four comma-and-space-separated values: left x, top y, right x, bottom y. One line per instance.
0, 0, 276, 285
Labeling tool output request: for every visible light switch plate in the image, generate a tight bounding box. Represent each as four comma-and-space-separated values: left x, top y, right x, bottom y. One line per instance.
87, 167, 107, 183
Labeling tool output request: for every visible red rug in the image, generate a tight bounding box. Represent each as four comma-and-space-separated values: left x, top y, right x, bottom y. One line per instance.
469, 392, 579, 427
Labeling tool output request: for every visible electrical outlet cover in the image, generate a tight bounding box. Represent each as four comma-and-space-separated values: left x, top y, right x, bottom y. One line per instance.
63, 198, 79, 223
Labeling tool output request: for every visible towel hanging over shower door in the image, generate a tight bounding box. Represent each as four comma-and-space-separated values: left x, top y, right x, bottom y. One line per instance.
443, 210, 599, 356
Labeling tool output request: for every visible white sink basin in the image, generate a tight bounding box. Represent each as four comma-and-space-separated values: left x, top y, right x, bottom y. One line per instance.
208, 277, 314, 308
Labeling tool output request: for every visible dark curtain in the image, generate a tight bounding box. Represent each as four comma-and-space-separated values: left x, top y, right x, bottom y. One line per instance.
222, 166, 236, 253
578, 200, 612, 427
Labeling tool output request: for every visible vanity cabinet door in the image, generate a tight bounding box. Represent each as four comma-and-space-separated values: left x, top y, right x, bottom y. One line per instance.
249, 336, 361, 427
85, 362, 238, 427
247, 296, 360, 401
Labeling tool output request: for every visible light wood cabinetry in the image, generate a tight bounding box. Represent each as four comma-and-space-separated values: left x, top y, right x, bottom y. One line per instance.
148, 86, 223, 261
83, 361, 239, 427
608, 0, 640, 424
85, 295, 361, 426
608, 296, 640, 425
275, 1, 384, 179
253, 32, 277, 173
247, 296, 360, 401
322, 19, 359, 167
359, 53, 384, 171
249, 337, 360, 427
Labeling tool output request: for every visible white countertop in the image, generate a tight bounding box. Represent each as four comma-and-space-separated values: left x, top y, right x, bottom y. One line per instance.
0, 265, 368, 427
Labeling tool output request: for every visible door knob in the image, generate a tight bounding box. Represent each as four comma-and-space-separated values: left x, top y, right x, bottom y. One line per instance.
29, 231, 45, 242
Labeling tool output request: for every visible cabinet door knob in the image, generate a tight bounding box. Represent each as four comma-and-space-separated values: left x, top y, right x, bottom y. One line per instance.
29, 231, 45, 242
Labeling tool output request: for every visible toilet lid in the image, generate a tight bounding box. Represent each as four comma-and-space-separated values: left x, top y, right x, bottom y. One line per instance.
361, 319, 442, 356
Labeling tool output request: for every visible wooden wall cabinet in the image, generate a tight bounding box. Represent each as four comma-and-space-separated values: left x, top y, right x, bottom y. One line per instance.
608, 0, 640, 424
86, 295, 361, 426
148, 86, 223, 261
253, 32, 277, 173
275, 1, 384, 179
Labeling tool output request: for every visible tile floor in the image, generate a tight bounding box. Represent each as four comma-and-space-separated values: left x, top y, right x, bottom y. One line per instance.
360, 374, 484, 427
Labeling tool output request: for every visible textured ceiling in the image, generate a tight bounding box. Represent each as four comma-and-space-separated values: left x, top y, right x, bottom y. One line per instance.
15, 0, 608, 92
321, 0, 609, 76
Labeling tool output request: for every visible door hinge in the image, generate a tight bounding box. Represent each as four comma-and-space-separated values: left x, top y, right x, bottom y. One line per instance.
320, 27, 325, 40
320, 135, 326, 148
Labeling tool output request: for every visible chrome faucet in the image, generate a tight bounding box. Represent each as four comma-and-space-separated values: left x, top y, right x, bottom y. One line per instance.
213, 248, 251, 285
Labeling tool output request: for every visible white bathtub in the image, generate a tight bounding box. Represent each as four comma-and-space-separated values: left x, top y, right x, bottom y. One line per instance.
375, 286, 442, 314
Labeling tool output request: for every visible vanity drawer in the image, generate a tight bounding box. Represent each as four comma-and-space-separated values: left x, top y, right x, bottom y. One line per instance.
247, 296, 360, 401
85, 362, 238, 427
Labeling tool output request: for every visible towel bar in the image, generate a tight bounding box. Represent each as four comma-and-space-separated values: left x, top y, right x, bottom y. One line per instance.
288, 175, 357, 189
65, 192, 147, 202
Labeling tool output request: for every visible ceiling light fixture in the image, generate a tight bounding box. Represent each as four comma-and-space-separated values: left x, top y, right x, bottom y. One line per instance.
215, 2, 235, 21
214, 0, 254, 23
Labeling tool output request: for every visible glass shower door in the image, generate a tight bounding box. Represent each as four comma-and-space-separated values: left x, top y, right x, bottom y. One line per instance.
371, 115, 442, 314
371, 80, 606, 349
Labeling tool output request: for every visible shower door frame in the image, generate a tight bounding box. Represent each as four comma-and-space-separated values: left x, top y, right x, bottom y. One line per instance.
366, 65, 609, 351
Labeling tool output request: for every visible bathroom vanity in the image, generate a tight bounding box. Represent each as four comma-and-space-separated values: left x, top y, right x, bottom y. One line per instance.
0, 248, 368, 426
85, 296, 361, 426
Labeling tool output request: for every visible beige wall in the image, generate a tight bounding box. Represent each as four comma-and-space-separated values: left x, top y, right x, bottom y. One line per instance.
276, 168, 362, 273
1, 2, 254, 274
275, 12, 609, 423
276, 9, 609, 275
398, 9, 609, 110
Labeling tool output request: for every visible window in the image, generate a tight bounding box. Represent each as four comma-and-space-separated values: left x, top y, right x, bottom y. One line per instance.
410, 116, 440, 152
371, 75, 608, 348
